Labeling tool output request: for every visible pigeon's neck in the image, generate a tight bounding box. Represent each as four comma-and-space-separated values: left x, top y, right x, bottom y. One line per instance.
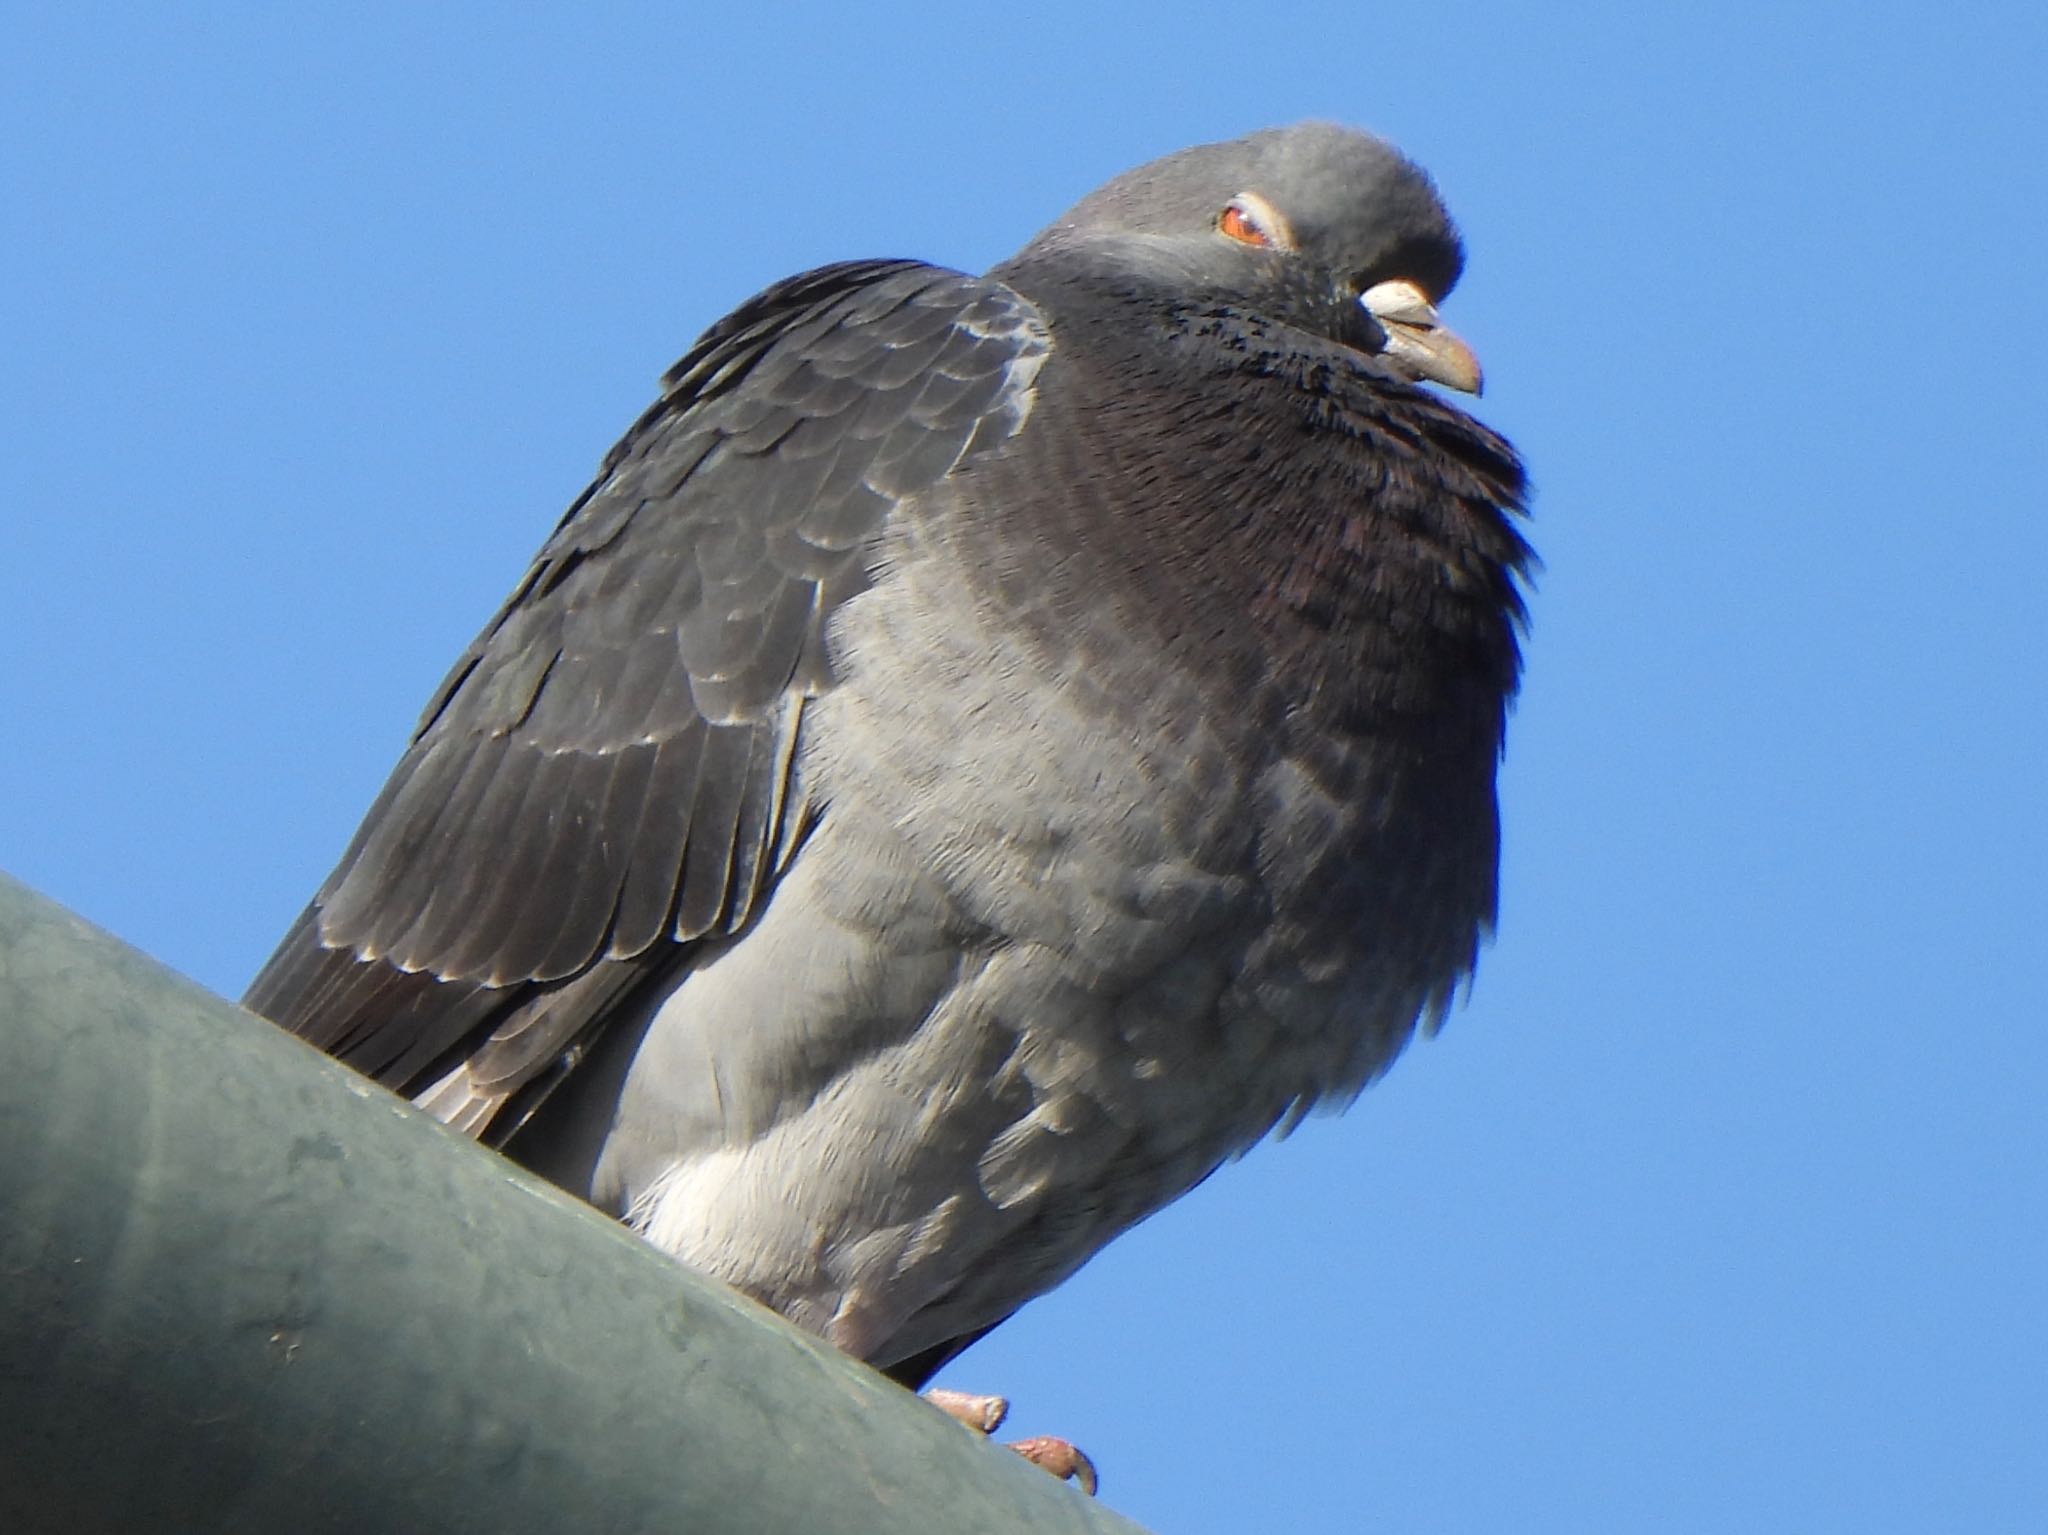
965, 284, 1530, 749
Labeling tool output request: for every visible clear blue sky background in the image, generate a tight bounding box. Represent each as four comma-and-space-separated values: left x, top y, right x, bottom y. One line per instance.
4, 4, 2043, 1530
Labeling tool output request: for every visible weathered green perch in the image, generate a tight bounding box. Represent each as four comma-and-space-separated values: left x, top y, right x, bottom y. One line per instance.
0, 872, 1152, 1534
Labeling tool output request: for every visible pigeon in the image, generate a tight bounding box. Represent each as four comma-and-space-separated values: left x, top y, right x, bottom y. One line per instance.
245, 121, 1531, 1467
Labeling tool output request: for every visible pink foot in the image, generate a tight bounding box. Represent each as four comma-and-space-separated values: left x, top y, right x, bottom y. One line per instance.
922, 1388, 1099, 1495
1007, 1434, 1099, 1496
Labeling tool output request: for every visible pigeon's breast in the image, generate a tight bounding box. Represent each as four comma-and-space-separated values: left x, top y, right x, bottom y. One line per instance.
756, 517, 1405, 1362
805, 319, 1525, 1178
603, 326, 1521, 1369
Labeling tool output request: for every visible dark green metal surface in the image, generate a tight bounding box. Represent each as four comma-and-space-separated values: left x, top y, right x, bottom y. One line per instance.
0, 872, 1152, 1534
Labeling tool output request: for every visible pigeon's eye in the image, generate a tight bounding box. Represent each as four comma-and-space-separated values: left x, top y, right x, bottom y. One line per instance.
1218, 202, 1276, 248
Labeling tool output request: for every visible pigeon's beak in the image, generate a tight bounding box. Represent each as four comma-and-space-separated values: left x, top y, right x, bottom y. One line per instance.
1359, 279, 1484, 395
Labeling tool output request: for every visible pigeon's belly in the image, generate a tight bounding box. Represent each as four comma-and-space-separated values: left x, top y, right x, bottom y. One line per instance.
595, 550, 1426, 1369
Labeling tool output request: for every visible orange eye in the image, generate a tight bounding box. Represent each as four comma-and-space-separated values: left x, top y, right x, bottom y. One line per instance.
1218, 203, 1273, 247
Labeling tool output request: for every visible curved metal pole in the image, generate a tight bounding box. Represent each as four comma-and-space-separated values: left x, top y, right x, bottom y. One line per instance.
0, 872, 1150, 1535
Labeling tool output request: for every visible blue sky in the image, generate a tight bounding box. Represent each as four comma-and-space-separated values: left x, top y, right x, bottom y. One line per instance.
5, 3, 2044, 1530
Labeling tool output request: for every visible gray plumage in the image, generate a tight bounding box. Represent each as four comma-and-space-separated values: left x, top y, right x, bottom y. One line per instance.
246, 122, 1531, 1388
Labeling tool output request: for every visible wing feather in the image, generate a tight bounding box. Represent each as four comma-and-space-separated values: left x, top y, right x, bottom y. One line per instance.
606, 731, 704, 960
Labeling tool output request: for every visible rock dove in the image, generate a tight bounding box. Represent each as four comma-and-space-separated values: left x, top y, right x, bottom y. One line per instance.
246, 121, 1530, 1422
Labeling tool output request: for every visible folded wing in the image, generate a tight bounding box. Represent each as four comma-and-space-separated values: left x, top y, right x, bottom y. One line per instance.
244, 259, 1052, 1141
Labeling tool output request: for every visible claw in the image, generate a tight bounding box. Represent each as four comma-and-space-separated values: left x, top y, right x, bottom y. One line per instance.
1006, 1434, 1099, 1496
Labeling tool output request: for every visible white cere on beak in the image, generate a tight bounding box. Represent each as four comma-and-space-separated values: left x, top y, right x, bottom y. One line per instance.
1359, 279, 1484, 394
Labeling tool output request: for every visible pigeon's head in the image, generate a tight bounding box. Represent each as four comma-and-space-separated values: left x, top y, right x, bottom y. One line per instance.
1015, 122, 1483, 394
